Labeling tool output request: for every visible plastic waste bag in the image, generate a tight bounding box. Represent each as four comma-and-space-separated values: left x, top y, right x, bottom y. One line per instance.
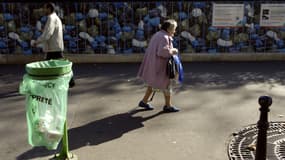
19, 71, 72, 150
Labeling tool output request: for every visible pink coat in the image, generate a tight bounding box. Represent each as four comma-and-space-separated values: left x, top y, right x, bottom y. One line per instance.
137, 30, 173, 89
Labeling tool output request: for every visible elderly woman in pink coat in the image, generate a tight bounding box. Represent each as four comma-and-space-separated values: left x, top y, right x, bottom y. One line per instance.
137, 19, 179, 112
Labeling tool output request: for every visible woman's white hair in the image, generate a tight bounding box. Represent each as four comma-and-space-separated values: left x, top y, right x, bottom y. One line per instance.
160, 19, 177, 31
165, 19, 177, 30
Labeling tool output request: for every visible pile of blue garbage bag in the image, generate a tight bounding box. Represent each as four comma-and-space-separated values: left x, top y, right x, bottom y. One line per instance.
1, 2, 285, 54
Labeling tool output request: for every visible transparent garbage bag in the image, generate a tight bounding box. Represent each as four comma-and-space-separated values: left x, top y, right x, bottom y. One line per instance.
19, 71, 72, 150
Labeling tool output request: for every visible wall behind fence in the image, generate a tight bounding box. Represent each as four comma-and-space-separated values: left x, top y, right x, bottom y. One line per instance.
1, 1, 285, 55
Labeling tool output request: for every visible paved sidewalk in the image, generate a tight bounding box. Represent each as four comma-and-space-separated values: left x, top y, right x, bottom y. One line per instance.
1, 62, 285, 160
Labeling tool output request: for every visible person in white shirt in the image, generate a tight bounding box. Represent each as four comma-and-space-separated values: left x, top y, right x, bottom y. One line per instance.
33, 2, 64, 59
33, 2, 75, 87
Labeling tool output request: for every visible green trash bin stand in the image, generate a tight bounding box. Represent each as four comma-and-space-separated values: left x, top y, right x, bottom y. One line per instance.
19, 59, 77, 160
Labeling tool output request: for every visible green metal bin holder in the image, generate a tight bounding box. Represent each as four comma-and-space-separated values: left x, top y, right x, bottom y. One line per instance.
50, 122, 78, 160
21, 59, 77, 160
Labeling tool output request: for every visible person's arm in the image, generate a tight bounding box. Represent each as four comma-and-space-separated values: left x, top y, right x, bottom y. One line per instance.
156, 36, 178, 58
35, 15, 55, 45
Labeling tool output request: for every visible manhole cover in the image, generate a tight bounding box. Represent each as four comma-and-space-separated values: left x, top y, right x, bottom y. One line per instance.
228, 121, 285, 160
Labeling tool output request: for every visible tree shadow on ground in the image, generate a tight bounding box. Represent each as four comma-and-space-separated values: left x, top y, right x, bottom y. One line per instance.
70, 62, 285, 96
16, 108, 164, 160
3, 62, 285, 97
0, 90, 20, 99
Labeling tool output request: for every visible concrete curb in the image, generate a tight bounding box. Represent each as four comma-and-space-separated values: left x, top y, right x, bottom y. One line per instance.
181, 53, 285, 62
1, 53, 285, 64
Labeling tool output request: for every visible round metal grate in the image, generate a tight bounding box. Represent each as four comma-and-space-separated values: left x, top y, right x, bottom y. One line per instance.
228, 121, 285, 160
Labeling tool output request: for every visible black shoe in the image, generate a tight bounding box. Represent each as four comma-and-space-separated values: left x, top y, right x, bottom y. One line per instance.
138, 101, 154, 110
69, 78, 75, 88
163, 106, 180, 112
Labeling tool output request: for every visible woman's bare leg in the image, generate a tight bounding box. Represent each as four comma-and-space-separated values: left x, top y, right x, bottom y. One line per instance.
163, 91, 171, 107
142, 86, 153, 103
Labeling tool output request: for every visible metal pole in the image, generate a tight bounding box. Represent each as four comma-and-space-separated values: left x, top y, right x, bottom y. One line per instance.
255, 96, 272, 160
51, 121, 77, 160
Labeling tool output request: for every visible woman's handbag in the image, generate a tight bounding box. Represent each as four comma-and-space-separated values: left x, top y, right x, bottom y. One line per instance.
166, 56, 178, 79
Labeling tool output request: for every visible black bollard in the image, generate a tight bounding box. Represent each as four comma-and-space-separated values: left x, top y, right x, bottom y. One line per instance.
255, 96, 272, 160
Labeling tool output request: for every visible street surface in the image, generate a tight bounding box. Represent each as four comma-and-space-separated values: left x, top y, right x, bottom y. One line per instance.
1, 61, 285, 160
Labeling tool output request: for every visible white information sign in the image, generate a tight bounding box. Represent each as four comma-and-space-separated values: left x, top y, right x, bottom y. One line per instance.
260, 4, 285, 27
212, 3, 244, 27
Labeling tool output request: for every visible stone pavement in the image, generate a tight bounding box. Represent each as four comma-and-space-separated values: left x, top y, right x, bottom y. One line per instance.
1, 62, 285, 160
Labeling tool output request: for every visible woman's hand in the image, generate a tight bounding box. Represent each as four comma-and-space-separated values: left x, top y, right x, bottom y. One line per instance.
171, 48, 178, 55
31, 40, 38, 47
